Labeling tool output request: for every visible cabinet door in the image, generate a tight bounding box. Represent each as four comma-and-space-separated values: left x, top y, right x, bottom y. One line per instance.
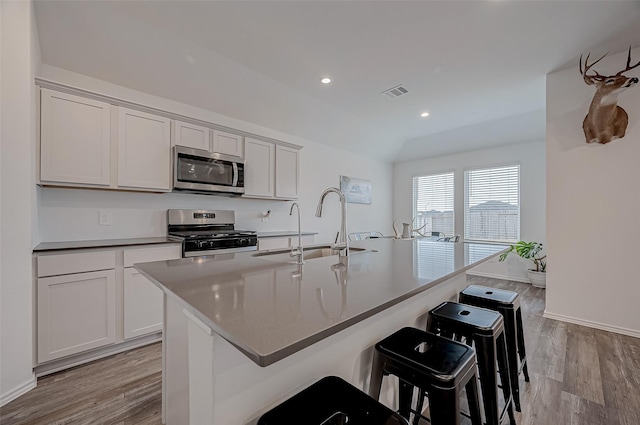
212, 130, 244, 157
40, 88, 111, 186
123, 268, 164, 339
244, 138, 275, 198
172, 120, 210, 151
275, 145, 300, 199
117, 107, 171, 191
38, 270, 116, 363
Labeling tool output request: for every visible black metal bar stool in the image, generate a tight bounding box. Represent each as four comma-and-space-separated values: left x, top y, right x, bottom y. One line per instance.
427, 301, 516, 425
368, 327, 482, 425
459, 285, 530, 411
258, 376, 409, 425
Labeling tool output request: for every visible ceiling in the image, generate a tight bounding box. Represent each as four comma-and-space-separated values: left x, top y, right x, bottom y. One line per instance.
34, 1, 640, 162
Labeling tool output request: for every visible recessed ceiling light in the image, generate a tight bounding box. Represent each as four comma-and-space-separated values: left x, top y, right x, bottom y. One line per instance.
420, 112, 430, 118
321, 77, 332, 84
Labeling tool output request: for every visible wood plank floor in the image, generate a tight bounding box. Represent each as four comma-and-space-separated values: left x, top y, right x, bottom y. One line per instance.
1, 275, 639, 425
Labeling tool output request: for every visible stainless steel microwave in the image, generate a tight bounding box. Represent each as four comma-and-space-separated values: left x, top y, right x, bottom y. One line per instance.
173, 146, 245, 195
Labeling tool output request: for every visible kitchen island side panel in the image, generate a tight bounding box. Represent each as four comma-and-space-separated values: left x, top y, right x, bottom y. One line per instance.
167, 273, 468, 425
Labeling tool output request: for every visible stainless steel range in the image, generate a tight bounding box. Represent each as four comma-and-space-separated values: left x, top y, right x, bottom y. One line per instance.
168, 209, 257, 257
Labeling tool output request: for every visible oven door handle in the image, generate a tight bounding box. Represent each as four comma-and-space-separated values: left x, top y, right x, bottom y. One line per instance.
232, 162, 239, 187
184, 246, 257, 257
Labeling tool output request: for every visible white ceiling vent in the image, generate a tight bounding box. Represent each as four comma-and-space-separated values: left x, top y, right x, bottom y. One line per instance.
382, 84, 409, 98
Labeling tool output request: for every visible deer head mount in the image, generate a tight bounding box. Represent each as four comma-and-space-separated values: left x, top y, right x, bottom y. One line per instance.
579, 47, 639, 144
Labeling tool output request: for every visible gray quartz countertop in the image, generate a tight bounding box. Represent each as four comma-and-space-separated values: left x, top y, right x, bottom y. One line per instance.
135, 238, 506, 366
257, 231, 318, 238
33, 237, 181, 252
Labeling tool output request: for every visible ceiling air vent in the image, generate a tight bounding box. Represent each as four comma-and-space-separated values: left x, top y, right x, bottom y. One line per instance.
382, 84, 409, 98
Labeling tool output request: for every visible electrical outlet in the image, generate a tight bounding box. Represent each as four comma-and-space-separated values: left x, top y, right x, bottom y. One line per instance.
99, 210, 112, 226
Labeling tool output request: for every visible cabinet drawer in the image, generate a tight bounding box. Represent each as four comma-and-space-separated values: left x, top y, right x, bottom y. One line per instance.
124, 245, 182, 267
37, 251, 116, 277
258, 237, 291, 251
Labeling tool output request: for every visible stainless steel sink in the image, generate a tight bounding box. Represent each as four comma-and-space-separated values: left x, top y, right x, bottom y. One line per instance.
303, 246, 366, 259
253, 244, 366, 261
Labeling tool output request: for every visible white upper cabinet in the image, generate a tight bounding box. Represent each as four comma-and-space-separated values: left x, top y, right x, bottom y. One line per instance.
38, 85, 302, 197
117, 107, 171, 191
244, 138, 275, 198
212, 130, 244, 157
40, 88, 111, 186
244, 138, 301, 200
172, 120, 210, 151
275, 145, 300, 199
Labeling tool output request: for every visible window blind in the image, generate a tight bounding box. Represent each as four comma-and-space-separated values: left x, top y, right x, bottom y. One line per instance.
464, 165, 520, 242
412, 172, 454, 236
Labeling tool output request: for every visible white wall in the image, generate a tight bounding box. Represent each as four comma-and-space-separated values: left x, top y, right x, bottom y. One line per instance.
546, 47, 640, 337
36, 65, 393, 245
393, 141, 546, 282
0, 0, 40, 406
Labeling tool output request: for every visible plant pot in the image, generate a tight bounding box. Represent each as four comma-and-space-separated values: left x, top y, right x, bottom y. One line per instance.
527, 270, 546, 288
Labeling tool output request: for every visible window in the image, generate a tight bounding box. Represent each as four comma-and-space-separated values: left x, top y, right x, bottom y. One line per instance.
412, 172, 454, 236
464, 164, 520, 242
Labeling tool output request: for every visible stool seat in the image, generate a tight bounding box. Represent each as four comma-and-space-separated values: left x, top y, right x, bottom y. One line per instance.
460, 285, 530, 412
258, 376, 408, 425
460, 285, 518, 306
429, 301, 503, 334
428, 302, 516, 425
369, 327, 482, 425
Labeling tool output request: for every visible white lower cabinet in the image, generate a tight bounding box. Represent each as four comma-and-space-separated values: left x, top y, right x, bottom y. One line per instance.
37, 270, 116, 363
35, 243, 181, 370
124, 268, 164, 339
123, 245, 181, 339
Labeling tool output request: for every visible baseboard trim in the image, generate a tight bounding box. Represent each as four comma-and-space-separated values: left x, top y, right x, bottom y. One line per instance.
465, 270, 531, 284
35, 332, 161, 377
543, 311, 640, 339
0, 374, 37, 407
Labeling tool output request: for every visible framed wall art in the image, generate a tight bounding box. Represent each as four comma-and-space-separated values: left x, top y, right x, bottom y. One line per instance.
340, 176, 372, 204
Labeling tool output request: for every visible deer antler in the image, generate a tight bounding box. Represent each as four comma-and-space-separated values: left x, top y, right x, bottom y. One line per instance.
579, 51, 609, 83
615, 46, 640, 76
392, 219, 401, 239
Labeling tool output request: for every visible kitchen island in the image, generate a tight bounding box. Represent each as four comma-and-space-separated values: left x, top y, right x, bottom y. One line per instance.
135, 237, 506, 425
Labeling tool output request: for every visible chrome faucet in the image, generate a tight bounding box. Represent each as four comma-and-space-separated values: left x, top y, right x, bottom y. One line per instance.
289, 202, 304, 264
315, 187, 349, 257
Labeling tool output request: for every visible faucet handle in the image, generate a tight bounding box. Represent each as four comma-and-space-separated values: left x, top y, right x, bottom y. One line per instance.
331, 242, 347, 251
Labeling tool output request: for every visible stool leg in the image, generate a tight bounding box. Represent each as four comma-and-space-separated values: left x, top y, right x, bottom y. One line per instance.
516, 308, 530, 382
369, 351, 385, 400
429, 387, 461, 425
398, 379, 413, 421
413, 390, 425, 425
465, 374, 483, 425
497, 333, 516, 425
474, 335, 500, 425
502, 309, 522, 412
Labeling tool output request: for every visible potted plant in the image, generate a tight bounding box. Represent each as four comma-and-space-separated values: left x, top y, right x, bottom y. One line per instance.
499, 241, 546, 288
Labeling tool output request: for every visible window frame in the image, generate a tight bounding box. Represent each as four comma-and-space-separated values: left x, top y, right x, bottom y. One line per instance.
463, 162, 521, 243
411, 170, 456, 237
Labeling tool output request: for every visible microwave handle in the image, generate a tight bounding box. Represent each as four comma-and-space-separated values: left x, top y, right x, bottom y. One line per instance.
232, 162, 239, 187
